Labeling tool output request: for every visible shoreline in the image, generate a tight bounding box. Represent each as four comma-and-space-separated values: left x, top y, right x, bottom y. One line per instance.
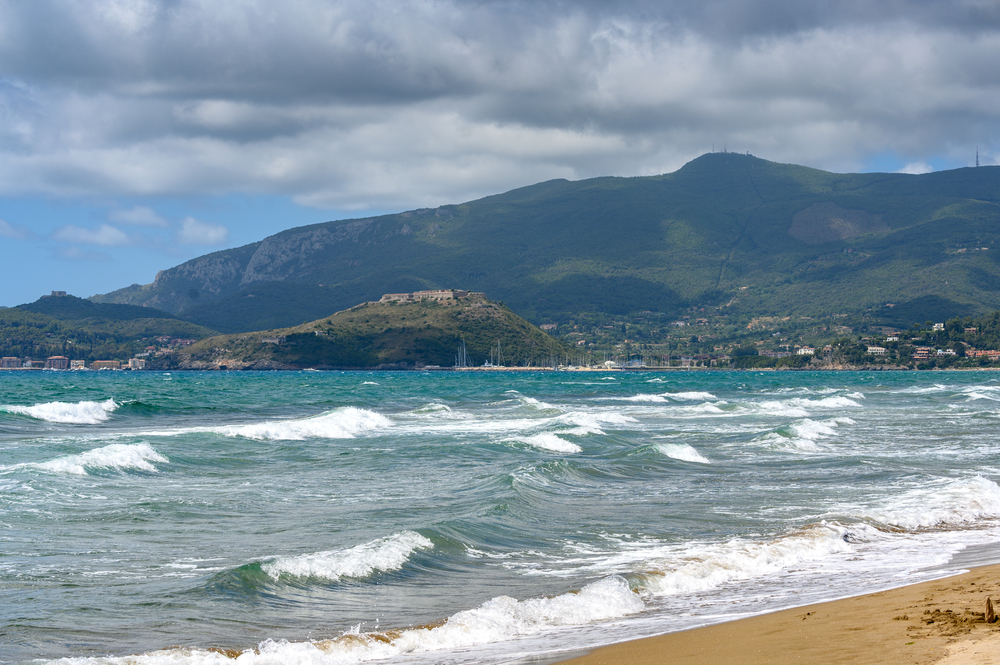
552, 564, 1000, 665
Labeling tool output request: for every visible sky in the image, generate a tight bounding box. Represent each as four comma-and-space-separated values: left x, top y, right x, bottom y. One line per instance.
1, 0, 998, 307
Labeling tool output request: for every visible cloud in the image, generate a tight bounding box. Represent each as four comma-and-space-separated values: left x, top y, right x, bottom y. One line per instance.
52, 223, 132, 246
177, 216, 228, 245
0, 1, 995, 210
109, 205, 167, 226
899, 161, 933, 174
0, 217, 32, 239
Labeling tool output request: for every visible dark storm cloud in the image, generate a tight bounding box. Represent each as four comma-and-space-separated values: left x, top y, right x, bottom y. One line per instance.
0, 0, 997, 209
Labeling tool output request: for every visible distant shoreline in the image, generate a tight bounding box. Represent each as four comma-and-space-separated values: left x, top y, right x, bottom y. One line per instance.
5, 365, 1000, 372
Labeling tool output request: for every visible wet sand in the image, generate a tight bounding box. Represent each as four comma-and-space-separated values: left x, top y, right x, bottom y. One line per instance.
557, 564, 1000, 665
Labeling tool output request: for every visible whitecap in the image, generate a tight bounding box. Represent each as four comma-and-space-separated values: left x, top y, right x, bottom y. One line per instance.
510, 433, 582, 454
655, 443, 711, 464
507, 392, 559, 411
679, 402, 727, 415
645, 522, 866, 596
622, 394, 670, 403
748, 401, 810, 418
27, 443, 167, 475
754, 417, 853, 453
261, 531, 433, 581
3, 398, 118, 424
557, 411, 636, 436
861, 476, 1000, 531
786, 396, 862, 409
216, 407, 391, 440
664, 391, 718, 401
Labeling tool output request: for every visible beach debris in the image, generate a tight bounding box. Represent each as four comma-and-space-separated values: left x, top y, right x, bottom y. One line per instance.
987, 597, 997, 624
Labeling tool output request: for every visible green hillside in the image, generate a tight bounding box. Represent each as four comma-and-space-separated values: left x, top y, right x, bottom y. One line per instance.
0, 295, 217, 362
161, 292, 574, 369
94, 154, 1000, 333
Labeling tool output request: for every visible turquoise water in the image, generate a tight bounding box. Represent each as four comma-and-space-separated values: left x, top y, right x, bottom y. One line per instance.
3, 370, 1000, 664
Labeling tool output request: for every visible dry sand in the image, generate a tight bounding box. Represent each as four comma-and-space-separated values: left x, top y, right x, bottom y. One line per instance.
557, 564, 1000, 665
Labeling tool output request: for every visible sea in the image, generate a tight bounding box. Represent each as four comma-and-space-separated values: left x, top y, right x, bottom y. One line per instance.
3, 369, 1000, 665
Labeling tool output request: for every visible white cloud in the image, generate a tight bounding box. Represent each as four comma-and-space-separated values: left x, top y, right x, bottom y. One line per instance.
177, 216, 228, 245
898, 161, 933, 174
0, 217, 32, 239
109, 205, 168, 226
52, 223, 132, 246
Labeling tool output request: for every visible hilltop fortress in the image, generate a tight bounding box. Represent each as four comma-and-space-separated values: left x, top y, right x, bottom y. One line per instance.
378, 289, 479, 303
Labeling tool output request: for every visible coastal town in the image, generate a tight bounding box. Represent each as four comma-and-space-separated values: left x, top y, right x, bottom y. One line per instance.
0, 335, 197, 371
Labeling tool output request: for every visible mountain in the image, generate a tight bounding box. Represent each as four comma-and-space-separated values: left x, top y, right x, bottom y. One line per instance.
18, 293, 182, 321
156, 291, 574, 370
93, 153, 1000, 333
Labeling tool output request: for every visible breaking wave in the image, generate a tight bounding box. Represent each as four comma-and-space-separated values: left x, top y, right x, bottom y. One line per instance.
215, 407, 392, 440
2, 398, 119, 424
55, 576, 643, 665
655, 443, 711, 464
859, 476, 1000, 531
754, 417, 855, 452
21, 442, 168, 475
510, 433, 582, 454
261, 531, 434, 582
643, 522, 863, 596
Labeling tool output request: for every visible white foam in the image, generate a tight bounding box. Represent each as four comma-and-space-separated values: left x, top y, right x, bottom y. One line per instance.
622, 394, 669, 403
655, 443, 711, 464
28, 443, 167, 475
964, 391, 1000, 402
261, 531, 433, 581
216, 407, 392, 440
749, 401, 810, 418
511, 433, 582, 454
47, 576, 643, 665
861, 476, 1000, 531
754, 417, 854, 452
894, 384, 949, 395
556, 411, 637, 436
664, 391, 718, 401
679, 402, 726, 415
506, 392, 559, 411
787, 396, 862, 409
3, 398, 118, 424
645, 522, 862, 596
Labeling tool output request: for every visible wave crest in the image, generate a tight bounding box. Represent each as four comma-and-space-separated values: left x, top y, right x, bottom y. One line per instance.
3, 398, 118, 424
655, 443, 711, 464
260, 531, 433, 582
862, 476, 1000, 530
217, 407, 391, 440
29, 443, 167, 475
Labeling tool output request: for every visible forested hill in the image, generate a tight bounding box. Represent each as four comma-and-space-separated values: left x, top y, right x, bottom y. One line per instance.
0, 295, 216, 362
93, 153, 1000, 333
161, 292, 574, 370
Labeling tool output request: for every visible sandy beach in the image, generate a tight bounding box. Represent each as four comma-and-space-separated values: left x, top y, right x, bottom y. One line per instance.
558, 564, 1000, 665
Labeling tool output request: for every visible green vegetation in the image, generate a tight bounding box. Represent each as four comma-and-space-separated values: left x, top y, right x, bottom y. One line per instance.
0, 295, 217, 363
162, 293, 574, 369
